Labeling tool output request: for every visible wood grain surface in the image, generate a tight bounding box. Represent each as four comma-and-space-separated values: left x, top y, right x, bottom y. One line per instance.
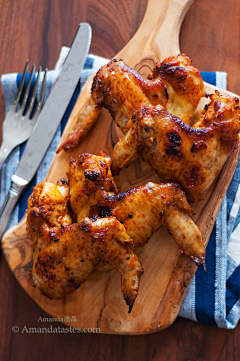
1, 0, 240, 359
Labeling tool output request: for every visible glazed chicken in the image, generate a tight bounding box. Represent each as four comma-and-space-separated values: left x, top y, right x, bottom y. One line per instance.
94, 182, 205, 267
27, 181, 143, 313
68, 152, 118, 222
57, 54, 205, 152
68, 154, 205, 267
111, 92, 240, 202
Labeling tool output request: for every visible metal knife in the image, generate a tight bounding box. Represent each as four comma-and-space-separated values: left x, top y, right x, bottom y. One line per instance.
0, 22, 92, 241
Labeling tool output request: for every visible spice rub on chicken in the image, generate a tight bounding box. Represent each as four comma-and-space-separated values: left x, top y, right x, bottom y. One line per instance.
27, 152, 206, 312
111, 92, 240, 202
68, 152, 118, 222
57, 54, 205, 152
27, 180, 143, 313
68, 154, 205, 267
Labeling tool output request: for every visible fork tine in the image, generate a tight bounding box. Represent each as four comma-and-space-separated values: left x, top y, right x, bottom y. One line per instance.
31, 69, 47, 122
10, 59, 29, 112
0, 60, 46, 169
25, 66, 41, 118
19, 63, 36, 115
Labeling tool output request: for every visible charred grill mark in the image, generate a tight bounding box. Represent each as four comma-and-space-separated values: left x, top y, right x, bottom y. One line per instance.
191, 140, 207, 153
145, 106, 216, 139
84, 170, 100, 182
160, 65, 187, 87
172, 115, 214, 138
97, 206, 112, 218
164, 86, 168, 99
98, 187, 143, 213
166, 131, 182, 157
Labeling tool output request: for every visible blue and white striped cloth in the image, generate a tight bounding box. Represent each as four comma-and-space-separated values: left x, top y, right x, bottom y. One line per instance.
1, 48, 240, 329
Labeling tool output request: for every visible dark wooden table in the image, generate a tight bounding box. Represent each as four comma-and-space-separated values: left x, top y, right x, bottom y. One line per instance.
1, 0, 240, 359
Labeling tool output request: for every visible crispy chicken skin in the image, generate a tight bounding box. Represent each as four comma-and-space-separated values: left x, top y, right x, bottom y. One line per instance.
94, 182, 205, 267
27, 180, 73, 272
68, 152, 118, 222
27, 153, 205, 310
27, 180, 72, 229
57, 55, 205, 152
27, 181, 143, 312
111, 92, 240, 202
67, 154, 205, 267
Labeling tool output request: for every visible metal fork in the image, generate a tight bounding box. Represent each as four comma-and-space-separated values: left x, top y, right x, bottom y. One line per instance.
0, 60, 47, 169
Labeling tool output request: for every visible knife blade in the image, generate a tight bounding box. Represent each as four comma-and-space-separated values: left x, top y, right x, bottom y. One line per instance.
0, 22, 92, 241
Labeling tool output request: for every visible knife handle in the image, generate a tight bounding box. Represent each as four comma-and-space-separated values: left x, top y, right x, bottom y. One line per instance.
0, 175, 27, 243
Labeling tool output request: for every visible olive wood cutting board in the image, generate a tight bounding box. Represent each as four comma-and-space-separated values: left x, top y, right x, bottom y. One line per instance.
2, 0, 240, 334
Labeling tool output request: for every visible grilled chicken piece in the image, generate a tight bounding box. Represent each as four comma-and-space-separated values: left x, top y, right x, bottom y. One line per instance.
111, 92, 240, 202
67, 155, 205, 267
27, 180, 73, 272
94, 182, 205, 267
57, 55, 205, 152
68, 152, 118, 222
27, 181, 143, 313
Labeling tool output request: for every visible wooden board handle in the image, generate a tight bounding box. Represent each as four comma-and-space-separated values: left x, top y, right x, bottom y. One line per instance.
118, 0, 194, 64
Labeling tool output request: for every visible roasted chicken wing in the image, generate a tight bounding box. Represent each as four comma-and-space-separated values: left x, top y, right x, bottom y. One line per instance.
67, 154, 205, 267
96, 182, 205, 267
27, 181, 143, 313
111, 92, 240, 202
57, 55, 205, 152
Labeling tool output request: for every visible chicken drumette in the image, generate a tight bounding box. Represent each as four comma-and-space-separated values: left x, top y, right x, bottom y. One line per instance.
57, 55, 205, 152
111, 92, 240, 202
27, 180, 143, 313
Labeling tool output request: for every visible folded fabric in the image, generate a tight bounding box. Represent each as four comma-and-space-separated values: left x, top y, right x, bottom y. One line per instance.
1, 48, 240, 329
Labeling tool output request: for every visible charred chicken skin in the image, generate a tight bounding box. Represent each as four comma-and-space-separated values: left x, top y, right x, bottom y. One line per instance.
57, 55, 205, 152
27, 181, 143, 313
68, 154, 205, 267
68, 152, 118, 222
111, 92, 240, 202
